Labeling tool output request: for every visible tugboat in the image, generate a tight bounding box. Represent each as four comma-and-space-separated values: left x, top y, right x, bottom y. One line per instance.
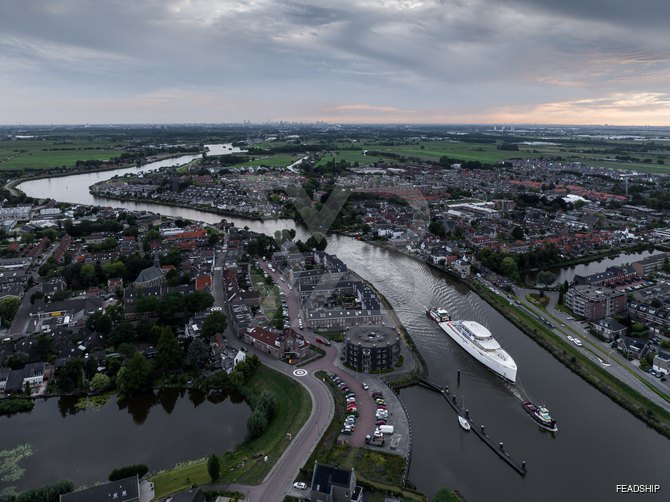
522, 401, 558, 432
426, 307, 451, 323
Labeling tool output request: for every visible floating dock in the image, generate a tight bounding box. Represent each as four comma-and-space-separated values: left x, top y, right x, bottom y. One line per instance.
416, 376, 527, 476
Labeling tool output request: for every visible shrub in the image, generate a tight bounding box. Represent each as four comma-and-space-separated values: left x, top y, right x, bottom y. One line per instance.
109, 464, 148, 481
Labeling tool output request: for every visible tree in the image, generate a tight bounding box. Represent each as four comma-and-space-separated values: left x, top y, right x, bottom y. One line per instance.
207, 454, 221, 482
0, 297, 20, 326
155, 328, 184, 372
56, 359, 85, 393
116, 352, 152, 396
510, 226, 524, 241
247, 409, 268, 439
201, 311, 227, 338
257, 390, 277, 420
428, 220, 446, 238
79, 263, 97, 287
86, 312, 112, 334
536, 271, 557, 286
433, 488, 460, 502
185, 291, 214, 314
90, 373, 111, 393
186, 338, 210, 371
109, 464, 149, 481
500, 256, 520, 282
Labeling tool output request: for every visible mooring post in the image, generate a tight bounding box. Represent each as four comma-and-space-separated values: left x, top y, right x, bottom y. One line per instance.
457, 370, 461, 382
499, 442, 504, 451
522, 461, 526, 471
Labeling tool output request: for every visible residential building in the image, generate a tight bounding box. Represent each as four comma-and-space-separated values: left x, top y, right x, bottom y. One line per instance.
652, 352, 670, 375
632, 253, 668, 276
628, 303, 670, 333
306, 309, 383, 329
310, 462, 363, 502
616, 336, 649, 360
243, 327, 309, 360
60, 475, 139, 502
344, 326, 401, 372
565, 285, 626, 321
592, 318, 628, 341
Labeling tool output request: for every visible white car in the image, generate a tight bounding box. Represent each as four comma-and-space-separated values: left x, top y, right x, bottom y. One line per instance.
293, 482, 307, 490
573, 338, 583, 347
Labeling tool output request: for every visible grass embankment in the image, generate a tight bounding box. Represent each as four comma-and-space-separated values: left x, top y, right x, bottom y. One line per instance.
471, 282, 670, 438
299, 372, 426, 501
149, 364, 311, 498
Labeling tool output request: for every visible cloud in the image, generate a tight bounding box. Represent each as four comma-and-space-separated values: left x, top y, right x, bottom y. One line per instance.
0, 0, 669, 124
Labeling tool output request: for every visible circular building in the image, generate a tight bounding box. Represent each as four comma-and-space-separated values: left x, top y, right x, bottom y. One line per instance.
344, 325, 401, 373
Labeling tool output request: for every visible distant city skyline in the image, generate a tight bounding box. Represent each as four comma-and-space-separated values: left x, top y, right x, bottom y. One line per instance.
1, 0, 670, 126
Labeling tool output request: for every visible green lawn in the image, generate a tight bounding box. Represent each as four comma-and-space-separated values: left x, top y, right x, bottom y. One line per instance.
0, 138, 121, 171
150, 364, 312, 498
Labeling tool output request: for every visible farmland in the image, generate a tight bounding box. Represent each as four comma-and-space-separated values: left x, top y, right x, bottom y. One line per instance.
0, 138, 121, 171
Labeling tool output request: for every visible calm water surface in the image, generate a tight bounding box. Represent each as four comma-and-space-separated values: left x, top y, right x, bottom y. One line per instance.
0, 389, 249, 491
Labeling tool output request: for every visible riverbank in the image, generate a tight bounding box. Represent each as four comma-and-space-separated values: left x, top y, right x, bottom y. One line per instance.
88, 187, 272, 221
361, 238, 670, 438
149, 363, 311, 498
5, 152, 193, 193
471, 280, 670, 438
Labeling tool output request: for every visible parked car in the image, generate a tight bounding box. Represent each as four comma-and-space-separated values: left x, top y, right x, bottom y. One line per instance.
293, 482, 307, 490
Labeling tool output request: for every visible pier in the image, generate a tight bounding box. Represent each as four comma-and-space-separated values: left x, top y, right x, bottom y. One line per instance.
416, 376, 527, 476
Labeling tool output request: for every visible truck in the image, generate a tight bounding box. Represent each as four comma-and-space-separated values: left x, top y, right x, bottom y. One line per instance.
378, 424, 394, 434
365, 434, 385, 446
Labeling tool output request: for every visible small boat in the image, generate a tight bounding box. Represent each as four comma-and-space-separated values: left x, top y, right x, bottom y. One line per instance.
522, 401, 558, 432
458, 415, 471, 431
426, 307, 451, 323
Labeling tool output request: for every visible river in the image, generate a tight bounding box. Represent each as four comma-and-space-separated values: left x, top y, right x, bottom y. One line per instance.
526, 249, 665, 285
17, 148, 669, 501
0, 389, 249, 492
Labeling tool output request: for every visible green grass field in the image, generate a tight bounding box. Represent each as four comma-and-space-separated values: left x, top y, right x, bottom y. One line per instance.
150, 364, 311, 498
0, 138, 121, 171
319, 139, 670, 173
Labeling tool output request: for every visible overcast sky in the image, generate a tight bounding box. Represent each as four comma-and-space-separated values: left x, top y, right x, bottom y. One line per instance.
2, 0, 670, 125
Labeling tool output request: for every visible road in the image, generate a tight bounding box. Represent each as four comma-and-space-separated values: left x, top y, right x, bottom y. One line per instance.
506, 282, 670, 411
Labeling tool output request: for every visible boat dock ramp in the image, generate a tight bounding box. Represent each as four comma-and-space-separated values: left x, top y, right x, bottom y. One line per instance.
416, 376, 527, 476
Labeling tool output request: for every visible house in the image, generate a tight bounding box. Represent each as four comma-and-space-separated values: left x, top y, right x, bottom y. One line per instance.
592, 318, 628, 341
309, 462, 363, 502
166, 488, 206, 502
3, 362, 46, 394
652, 351, 670, 375
616, 336, 649, 360
221, 345, 246, 373
60, 475, 139, 502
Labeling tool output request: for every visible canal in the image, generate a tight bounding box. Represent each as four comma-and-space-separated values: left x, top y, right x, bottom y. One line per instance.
525, 249, 664, 285
17, 151, 669, 501
0, 389, 249, 492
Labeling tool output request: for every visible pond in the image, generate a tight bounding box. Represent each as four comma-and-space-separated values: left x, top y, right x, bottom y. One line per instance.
0, 389, 250, 493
